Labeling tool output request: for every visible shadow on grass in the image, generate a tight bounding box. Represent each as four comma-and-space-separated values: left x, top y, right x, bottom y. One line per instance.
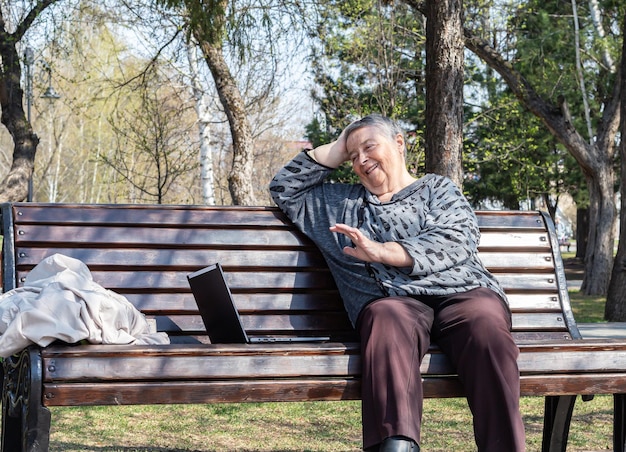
50, 444, 203, 452
50, 444, 325, 452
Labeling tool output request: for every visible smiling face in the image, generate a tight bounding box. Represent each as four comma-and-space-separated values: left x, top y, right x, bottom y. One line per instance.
346, 125, 413, 202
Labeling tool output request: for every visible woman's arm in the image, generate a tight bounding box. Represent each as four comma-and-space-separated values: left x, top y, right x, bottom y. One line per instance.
307, 130, 350, 168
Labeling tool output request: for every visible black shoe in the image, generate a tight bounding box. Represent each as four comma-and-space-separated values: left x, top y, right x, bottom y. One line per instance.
378, 436, 420, 452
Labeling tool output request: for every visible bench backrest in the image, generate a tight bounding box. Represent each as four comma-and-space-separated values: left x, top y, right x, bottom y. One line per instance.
1, 203, 581, 344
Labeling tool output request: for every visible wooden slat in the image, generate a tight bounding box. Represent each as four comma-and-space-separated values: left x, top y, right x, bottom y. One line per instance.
475, 211, 546, 229
149, 312, 567, 336
513, 332, 573, 341
124, 292, 346, 314
15, 248, 329, 269
153, 313, 353, 334
479, 252, 555, 272
41, 372, 626, 407
494, 273, 560, 292
14, 237, 556, 268
478, 231, 550, 250
17, 270, 338, 291
42, 341, 626, 377
13, 224, 311, 249
507, 294, 562, 312
12, 204, 547, 230
511, 313, 568, 331
12, 204, 292, 228
42, 379, 363, 406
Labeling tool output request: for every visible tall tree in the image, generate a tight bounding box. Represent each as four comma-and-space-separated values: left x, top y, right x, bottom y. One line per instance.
155, 0, 256, 205
0, 0, 59, 202
463, 2, 621, 297
424, 0, 464, 186
190, 0, 256, 205
411, 0, 621, 297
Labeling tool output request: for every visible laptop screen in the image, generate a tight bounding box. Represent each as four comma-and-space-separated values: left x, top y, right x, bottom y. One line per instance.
187, 263, 249, 344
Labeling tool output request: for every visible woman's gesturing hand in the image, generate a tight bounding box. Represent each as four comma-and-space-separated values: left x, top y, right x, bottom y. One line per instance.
330, 223, 413, 267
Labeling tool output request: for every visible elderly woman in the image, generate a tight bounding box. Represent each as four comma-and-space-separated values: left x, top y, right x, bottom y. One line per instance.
269, 114, 525, 452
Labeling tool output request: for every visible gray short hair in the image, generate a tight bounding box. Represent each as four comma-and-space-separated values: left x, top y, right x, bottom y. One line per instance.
342, 114, 405, 148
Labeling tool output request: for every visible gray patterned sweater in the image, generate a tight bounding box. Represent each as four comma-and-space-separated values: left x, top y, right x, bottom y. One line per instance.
269, 151, 508, 326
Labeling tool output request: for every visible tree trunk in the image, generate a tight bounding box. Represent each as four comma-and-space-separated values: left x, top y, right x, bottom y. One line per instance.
581, 168, 616, 294
187, 40, 216, 206
0, 0, 59, 202
424, 0, 464, 187
194, 33, 256, 206
576, 208, 588, 259
605, 9, 626, 320
0, 18, 39, 202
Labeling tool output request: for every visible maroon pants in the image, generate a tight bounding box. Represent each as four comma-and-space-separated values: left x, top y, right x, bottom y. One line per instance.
357, 288, 525, 451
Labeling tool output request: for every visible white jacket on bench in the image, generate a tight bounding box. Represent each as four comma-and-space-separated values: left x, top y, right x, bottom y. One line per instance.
0, 253, 169, 357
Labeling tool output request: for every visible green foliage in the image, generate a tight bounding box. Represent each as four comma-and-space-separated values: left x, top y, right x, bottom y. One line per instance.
304, 117, 333, 149
306, 0, 426, 183
459, 0, 623, 209
463, 92, 586, 209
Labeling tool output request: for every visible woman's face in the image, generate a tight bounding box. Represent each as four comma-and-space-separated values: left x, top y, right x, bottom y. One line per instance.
345, 125, 406, 198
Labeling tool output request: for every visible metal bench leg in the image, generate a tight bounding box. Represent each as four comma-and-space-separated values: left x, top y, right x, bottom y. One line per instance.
1, 347, 51, 452
542, 395, 576, 452
615, 394, 626, 452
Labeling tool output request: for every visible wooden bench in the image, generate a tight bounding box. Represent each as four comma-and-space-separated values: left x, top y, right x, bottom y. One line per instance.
2, 202, 626, 452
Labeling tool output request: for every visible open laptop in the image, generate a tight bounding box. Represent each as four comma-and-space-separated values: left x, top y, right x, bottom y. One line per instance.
187, 263, 329, 344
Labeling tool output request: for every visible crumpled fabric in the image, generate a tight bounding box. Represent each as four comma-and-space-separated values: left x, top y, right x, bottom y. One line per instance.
0, 253, 169, 357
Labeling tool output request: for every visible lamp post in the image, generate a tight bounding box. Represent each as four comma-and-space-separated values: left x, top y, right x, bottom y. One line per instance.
23, 46, 61, 202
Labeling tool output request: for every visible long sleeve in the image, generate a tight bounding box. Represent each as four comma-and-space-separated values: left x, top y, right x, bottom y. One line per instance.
396, 175, 480, 276
269, 151, 334, 228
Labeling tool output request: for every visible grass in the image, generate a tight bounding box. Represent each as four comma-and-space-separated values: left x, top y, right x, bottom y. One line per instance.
48, 257, 614, 451
569, 290, 606, 323
49, 396, 614, 451
560, 250, 606, 323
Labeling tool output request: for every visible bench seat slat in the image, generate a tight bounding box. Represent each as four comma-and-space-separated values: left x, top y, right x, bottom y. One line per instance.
42, 341, 626, 381
42, 292, 565, 317
479, 253, 555, 271
512, 332, 573, 341
41, 372, 626, 407
15, 231, 555, 252
42, 379, 363, 406
153, 313, 353, 334
15, 270, 566, 293
16, 270, 339, 291
507, 294, 562, 311
510, 313, 568, 331
493, 273, 561, 291
478, 232, 550, 250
